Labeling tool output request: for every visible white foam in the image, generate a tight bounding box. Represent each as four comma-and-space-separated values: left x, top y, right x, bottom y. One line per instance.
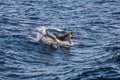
48, 26, 64, 32
35, 26, 63, 32
72, 40, 80, 45
30, 26, 64, 41
28, 26, 75, 47
27, 27, 45, 42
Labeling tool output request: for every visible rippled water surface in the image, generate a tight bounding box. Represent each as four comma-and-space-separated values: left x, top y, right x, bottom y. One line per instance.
0, 0, 120, 80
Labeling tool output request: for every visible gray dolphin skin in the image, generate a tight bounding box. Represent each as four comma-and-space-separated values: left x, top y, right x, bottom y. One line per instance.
40, 29, 73, 47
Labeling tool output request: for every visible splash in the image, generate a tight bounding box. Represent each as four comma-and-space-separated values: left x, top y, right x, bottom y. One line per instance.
28, 26, 63, 41
28, 26, 75, 47
27, 27, 44, 42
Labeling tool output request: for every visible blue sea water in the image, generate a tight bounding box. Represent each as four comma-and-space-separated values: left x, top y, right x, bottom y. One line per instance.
0, 0, 120, 80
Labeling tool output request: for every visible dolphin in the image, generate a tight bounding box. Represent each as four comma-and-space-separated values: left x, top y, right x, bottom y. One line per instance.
39, 29, 73, 47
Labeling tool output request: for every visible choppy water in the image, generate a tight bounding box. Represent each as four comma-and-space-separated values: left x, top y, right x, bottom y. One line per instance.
0, 0, 120, 80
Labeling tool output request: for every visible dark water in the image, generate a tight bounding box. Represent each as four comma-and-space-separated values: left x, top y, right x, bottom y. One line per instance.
0, 0, 120, 80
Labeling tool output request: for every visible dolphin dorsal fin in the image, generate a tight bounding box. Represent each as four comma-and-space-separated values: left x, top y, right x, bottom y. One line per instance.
55, 32, 73, 41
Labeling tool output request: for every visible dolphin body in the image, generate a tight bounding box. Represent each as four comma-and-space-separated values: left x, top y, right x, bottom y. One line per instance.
39, 29, 73, 47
